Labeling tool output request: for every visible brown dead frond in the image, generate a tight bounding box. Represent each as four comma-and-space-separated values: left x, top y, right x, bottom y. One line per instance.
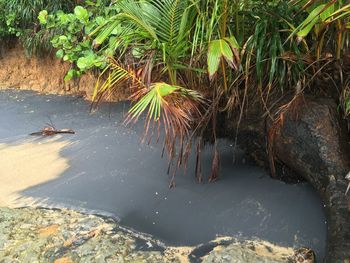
267, 91, 306, 177
209, 147, 220, 182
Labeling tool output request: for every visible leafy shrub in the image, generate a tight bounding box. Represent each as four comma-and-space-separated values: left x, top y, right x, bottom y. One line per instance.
0, 0, 75, 55
39, 1, 115, 79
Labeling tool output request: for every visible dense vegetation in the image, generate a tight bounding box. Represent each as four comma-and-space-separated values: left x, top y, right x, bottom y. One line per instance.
0, 0, 75, 55
1, 0, 350, 181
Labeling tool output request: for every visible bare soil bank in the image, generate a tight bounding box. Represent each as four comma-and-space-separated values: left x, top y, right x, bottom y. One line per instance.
0, 44, 128, 101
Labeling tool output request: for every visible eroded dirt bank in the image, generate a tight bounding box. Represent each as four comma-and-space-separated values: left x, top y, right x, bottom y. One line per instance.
0, 44, 128, 101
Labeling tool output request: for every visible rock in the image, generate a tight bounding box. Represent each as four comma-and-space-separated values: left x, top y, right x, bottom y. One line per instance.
200, 239, 295, 263
292, 247, 315, 263
0, 207, 300, 263
38, 224, 60, 237
269, 96, 350, 262
0, 207, 169, 262
54, 257, 74, 263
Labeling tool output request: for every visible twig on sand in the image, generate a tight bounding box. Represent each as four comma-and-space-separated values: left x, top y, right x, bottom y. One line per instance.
30, 122, 75, 137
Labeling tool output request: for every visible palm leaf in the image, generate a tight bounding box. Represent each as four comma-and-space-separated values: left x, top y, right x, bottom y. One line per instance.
92, 58, 144, 103
127, 82, 202, 122
207, 38, 240, 79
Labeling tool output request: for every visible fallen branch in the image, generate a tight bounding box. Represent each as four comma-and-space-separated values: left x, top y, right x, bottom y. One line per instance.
30, 126, 75, 136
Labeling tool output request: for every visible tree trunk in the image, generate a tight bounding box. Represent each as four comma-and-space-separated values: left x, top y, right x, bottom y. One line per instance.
269, 97, 350, 262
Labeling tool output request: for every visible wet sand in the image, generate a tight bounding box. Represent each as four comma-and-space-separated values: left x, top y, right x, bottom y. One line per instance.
0, 89, 327, 260
0, 140, 70, 206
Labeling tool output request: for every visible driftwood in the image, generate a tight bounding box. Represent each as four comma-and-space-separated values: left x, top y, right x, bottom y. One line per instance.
268, 97, 350, 263
30, 126, 75, 136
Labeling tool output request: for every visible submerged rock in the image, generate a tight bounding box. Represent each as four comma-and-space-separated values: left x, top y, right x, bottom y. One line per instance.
0, 207, 302, 263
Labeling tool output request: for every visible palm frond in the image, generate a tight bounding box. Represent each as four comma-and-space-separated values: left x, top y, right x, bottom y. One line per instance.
92, 58, 144, 104
127, 82, 203, 126
207, 37, 240, 79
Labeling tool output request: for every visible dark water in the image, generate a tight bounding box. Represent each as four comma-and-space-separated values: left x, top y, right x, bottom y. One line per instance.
0, 90, 327, 259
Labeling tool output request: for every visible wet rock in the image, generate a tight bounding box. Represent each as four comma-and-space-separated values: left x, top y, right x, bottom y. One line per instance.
269, 96, 350, 262
0, 208, 167, 262
192, 239, 296, 263
0, 207, 300, 263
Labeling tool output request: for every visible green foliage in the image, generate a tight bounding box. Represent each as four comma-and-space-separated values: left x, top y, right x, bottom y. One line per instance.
342, 85, 350, 117
4, 0, 74, 29
0, 0, 75, 55
207, 38, 240, 80
90, 0, 195, 85
0, 0, 19, 39
345, 99, 350, 116
0, 0, 7, 38
246, 2, 306, 89
291, 0, 350, 59
40, 2, 114, 79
